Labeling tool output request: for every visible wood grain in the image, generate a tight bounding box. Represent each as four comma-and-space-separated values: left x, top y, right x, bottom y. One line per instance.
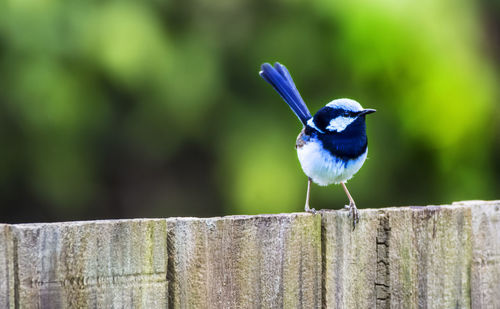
0, 225, 14, 308
8, 219, 168, 308
166, 213, 322, 308
467, 201, 500, 308
0, 201, 499, 308
320, 209, 381, 309
385, 205, 471, 308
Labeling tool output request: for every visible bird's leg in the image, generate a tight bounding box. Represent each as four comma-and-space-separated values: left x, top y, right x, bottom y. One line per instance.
341, 182, 359, 229
304, 178, 316, 213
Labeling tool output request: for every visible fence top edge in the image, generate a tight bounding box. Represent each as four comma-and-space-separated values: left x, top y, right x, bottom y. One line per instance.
1, 200, 498, 228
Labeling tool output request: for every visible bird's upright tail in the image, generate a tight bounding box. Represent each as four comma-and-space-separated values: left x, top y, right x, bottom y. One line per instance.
259, 62, 312, 126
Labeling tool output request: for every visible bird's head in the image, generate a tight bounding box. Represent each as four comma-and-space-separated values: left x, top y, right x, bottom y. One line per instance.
306, 98, 375, 134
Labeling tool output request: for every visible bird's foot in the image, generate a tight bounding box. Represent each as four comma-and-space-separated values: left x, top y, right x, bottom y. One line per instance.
305, 204, 316, 214
345, 201, 359, 230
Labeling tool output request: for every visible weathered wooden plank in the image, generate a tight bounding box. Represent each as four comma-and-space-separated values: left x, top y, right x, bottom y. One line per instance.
386, 205, 472, 308
321, 205, 474, 308
0, 224, 15, 308
320, 209, 381, 309
166, 213, 322, 308
465, 200, 500, 308
11, 219, 168, 308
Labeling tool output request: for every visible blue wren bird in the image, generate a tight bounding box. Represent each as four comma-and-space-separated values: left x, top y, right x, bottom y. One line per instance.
259, 62, 375, 228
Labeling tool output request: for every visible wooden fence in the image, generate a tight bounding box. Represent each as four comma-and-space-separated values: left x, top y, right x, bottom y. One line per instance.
1, 200, 499, 308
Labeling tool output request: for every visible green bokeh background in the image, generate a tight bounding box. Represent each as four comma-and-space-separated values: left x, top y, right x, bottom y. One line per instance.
1, 0, 499, 222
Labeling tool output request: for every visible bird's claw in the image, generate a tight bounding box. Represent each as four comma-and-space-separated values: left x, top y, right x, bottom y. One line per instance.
345, 202, 359, 230
305, 206, 317, 214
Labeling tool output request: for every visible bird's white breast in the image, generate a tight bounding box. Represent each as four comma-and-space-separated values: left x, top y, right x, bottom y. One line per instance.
296, 137, 368, 186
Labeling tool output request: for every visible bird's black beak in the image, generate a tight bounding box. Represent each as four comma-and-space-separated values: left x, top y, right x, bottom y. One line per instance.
359, 109, 376, 116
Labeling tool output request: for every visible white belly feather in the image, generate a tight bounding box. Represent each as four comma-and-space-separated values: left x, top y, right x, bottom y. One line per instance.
296, 138, 368, 186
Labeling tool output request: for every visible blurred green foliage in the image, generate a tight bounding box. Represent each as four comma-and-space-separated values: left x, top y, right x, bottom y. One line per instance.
0, 0, 498, 222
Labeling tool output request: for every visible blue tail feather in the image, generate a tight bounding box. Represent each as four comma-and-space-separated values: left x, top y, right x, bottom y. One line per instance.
259, 62, 312, 126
